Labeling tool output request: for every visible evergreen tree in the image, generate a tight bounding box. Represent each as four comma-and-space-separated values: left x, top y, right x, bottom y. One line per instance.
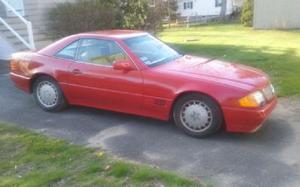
241, 0, 254, 27
119, 0, 148, 29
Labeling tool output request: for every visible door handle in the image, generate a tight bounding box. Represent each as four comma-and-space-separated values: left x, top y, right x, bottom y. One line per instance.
72, 69, 82, 75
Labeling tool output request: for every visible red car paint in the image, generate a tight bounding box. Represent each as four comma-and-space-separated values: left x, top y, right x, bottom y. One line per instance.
10, 30, 277, 133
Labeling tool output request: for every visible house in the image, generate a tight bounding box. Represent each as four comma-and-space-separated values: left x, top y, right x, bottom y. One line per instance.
177, 0, 244, 18
0, 0, 74, 60
253, 0, 300, 29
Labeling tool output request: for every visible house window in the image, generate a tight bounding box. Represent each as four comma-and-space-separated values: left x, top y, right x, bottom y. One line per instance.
184, 1, 193, 10
215, 0, 223, 7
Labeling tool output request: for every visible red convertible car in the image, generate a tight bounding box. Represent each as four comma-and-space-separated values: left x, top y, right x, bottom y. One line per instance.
10, 30, 277, 137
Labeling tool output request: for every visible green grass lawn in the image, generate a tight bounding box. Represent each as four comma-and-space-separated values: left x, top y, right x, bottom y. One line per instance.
0, 123, 203, 187
159, 24, 300, 97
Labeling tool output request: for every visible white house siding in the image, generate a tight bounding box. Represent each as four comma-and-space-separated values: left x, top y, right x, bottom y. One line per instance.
254, 0, 300, 29
0, 0, 76, 52
0, 36, 15, 60
22, 0, 76, 48
177, 0, 235, 17
232, 0, 243, 8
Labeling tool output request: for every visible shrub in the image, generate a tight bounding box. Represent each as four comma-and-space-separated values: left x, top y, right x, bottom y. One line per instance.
46, 0, 177, 39
241, 0, 254, 27
46, 0, 117, 40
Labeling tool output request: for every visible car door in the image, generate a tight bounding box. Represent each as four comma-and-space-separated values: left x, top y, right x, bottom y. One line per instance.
66, 38, 143, 114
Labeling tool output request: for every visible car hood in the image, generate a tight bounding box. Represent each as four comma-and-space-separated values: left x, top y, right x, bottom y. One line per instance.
157, 55, 269, 88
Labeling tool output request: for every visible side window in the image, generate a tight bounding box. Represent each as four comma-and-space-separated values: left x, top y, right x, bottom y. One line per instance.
55, 40, 79, 60
77, 39, 128, 66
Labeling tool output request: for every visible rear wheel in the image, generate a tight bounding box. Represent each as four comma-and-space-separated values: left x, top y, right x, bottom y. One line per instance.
33, 76, 67, 112
173, 93, 223, 137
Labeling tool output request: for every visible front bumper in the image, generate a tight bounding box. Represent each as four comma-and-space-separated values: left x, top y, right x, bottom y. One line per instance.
10, 72, 31, 93
222, 98, 277, 133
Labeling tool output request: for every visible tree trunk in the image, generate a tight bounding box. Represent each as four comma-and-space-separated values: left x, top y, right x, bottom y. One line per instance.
220, 0, 227, 20
167, 0, 171, 28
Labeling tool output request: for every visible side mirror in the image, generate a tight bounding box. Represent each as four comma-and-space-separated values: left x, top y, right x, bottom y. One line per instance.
113, 60, 135, 71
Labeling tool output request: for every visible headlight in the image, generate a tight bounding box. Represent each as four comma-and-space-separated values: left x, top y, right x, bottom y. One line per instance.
239, 91, 266, 107
262, 84, 275, 101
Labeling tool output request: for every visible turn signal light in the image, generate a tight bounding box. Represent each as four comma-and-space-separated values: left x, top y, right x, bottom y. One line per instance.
239, 91, 266, 108
10, 60, 19, 71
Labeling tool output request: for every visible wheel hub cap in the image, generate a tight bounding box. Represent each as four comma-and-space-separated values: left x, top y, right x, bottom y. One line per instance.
37, 81, 58, 107
180, 100, 213, 132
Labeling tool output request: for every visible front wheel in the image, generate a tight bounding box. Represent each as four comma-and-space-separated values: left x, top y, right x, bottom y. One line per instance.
173, 94, 223, 137
33, 76, 67, 112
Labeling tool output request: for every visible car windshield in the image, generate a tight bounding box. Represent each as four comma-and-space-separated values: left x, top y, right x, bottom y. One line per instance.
123, 34, 181, 67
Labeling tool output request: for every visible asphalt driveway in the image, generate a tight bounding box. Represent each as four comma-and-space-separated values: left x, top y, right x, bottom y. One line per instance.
0, 60, 9, 74
1, 63, 300, 187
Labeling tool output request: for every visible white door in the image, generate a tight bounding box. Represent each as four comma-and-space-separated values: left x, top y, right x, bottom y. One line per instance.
6, 0, 25, 17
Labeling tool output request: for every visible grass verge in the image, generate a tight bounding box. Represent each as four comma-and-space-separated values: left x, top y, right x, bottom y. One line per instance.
159, 23, 300, 97
0, 123, 203, 187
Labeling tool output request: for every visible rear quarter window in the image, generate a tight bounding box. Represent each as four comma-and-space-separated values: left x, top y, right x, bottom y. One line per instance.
55, 40, 79, 60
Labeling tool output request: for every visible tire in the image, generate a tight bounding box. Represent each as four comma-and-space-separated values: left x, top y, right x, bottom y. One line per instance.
173, 93, 223, 138
32, 76, 67, 112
